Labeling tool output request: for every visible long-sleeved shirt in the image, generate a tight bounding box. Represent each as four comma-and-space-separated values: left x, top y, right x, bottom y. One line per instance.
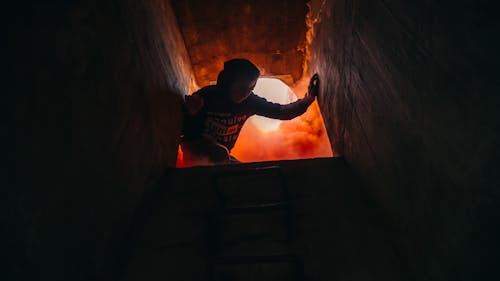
182, 85, 313, 150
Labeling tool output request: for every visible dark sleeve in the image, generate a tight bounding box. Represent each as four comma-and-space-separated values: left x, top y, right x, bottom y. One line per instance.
248, 94, 313, 120
181, 90, 206, 140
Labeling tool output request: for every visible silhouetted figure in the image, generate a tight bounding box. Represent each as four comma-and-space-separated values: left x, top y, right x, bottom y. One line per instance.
181, 58, 319, 165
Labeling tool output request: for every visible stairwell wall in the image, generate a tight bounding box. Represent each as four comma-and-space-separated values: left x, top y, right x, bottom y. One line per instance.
308, 0, 500, 280
3, 0, 192, 279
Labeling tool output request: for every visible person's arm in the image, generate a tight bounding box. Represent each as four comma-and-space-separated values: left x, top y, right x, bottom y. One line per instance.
181, 90, 207, 140
252, 74, 319, 120
251, 94, 312, 120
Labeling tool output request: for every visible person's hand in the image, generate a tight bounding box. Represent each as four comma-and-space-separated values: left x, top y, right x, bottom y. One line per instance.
305, 73, 320, 103
185, 94, 204, 115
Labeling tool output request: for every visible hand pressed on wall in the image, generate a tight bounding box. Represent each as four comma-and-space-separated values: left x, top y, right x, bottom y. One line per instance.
304, 73, 320, 103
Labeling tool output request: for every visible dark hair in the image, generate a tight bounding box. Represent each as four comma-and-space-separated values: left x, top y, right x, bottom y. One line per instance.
216, 58, 260, 90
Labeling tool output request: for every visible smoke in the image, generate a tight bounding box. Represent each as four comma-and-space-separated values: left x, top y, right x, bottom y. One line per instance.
231, 100, 333, 162
231, 75, 333, 163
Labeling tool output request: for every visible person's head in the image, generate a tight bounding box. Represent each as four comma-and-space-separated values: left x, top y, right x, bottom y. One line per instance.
216, 58, 260, 103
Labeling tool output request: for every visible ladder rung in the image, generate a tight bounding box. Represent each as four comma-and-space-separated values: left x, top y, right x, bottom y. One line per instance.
221, 202, 289, 214
214, 254, 298, 264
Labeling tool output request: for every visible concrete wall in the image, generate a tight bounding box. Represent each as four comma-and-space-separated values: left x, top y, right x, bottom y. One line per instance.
310, 0, 500, 280
3, 0, 192, 280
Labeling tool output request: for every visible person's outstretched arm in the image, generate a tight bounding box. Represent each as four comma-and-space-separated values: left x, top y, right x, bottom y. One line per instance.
252, 74, 320, 120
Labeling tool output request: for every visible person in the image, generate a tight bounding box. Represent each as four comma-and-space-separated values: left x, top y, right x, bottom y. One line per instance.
180, 58, 320, 165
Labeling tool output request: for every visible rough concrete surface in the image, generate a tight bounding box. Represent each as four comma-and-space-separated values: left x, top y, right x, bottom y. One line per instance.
4, 0, 192, 280
309, 0, 500, 280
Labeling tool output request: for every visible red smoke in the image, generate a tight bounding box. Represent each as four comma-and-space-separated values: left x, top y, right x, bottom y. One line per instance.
231, 100, 332, 162
176, 100, 333, 167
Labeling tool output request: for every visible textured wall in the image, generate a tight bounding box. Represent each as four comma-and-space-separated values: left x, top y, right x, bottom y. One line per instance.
172, 0, 308, 86
310, 0, 500, 280
3, 0, 192, 279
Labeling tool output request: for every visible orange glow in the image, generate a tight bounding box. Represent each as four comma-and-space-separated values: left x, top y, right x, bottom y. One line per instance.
176, 146, 185, 167
232, 101, 333, 161
231, 100, 333, 161
231, 77, 333, 162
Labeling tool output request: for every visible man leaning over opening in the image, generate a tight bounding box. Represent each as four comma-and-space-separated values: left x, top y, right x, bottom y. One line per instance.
180, 58, 320, 165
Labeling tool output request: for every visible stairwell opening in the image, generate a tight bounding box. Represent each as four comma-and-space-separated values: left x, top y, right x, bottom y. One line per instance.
172, 0, 337, 168
176, 77, 333, 168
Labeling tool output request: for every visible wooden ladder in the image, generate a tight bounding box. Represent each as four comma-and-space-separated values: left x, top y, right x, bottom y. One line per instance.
208, 165, 304, 281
